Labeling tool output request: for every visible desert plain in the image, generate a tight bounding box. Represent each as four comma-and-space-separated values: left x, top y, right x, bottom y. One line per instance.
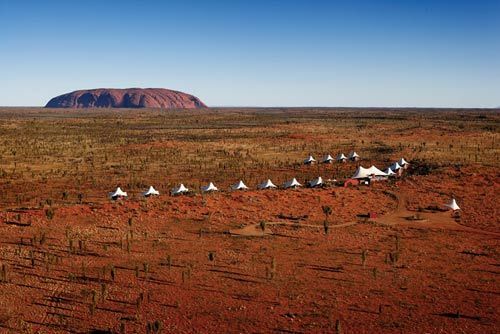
0, 107, 498, 333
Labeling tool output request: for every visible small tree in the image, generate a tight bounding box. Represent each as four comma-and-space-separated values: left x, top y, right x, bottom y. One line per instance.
361, 249, 368, 267
322, 205, 332, 222
322, 205, 332, 234
45, 208, 55, 220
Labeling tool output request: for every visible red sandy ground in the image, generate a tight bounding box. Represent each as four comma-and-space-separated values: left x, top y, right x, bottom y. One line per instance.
0, 166, 499, 333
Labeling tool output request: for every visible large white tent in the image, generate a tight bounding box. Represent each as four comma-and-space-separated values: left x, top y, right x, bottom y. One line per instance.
322, 154, 334, 164
351, 166, 388, 179
304, 155, 316, 164
143, 186, 160, 197
284, 178, 302, 189
336, 153, 347, 162
201, 182, 218, 192
309, 176, 324, 188
258, 179, 277, 190
231, 180, 249, 191
171, 184, 189, 195
110, 187, 127, 199
446, 198, 460, 211
348, 151, 360, 161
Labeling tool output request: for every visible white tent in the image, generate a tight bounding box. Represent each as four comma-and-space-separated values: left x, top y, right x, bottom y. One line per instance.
258, 179, 277, 190
284, 178, 302, 189
336, 153, 347, 162
322, 154, 334, 163
171, 183, 189, 195
304, 155, 316, 164
399, 158, 409, 166
231, 180, 249, 191
348, 151, 360, 161
446, 198, 460, 211
143, 186, 160, 197
201, 182, 218, 192
352, 166, 388, 179
384, 168, 396, 176
309, 176, 324, 188
110, 187, 127, 199
390, 162, 402, 171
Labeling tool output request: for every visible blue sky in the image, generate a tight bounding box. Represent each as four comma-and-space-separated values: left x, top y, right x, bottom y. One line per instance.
0, 0, 499, 107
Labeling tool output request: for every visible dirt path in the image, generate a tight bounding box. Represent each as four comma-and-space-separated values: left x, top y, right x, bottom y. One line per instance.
229, 221, 357, 237
376, 191, 500, 236
229, 189, 498, 238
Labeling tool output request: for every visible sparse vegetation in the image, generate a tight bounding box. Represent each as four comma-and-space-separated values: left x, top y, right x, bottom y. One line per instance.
0, 108, 496, 333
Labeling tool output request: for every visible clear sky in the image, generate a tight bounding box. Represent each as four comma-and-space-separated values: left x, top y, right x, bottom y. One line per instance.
0, 0, 499, 107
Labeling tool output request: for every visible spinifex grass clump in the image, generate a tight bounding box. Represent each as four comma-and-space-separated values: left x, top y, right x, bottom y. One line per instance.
89, 290, 97, 315
146, 320, 163, 334
266, 257, 277, 280
0, 264, 8, 283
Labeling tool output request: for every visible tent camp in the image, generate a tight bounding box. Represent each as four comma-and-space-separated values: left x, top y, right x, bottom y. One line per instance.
348, 151, 360, 161
201, 182, 218, 192
304, 155, 316, 165
110, 187, 127, 200
351, 166, 388, 180
446, 198, 460, 211
171, 184, 189, 195
143, 186, 160, 197
399, 158, 409, 168
336, 153, 347, 163
284, 178, 302, 189
322, 154, 334, 164
309, 176, 324, 188
231, 180, 249, 191
258, 179, 277, 190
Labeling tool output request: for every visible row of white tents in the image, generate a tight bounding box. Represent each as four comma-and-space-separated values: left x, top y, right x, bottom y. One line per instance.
109, 176, 327, 199
108, 156, 461, 211
304, 151, 360, 164
110, 157, 410, 199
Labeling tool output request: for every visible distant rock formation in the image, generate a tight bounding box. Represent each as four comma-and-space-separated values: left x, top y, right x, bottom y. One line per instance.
45, 88, 207, 109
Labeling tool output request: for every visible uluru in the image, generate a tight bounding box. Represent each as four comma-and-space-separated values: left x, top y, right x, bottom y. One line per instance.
45, 88, 207, 109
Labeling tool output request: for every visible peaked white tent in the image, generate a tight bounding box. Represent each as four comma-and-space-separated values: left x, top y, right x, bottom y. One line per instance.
384, 168, 396, 176
304, 155, 316, 164
171, 183, 189, 195
348, 151, 360, 161
110, 187, 127, 199
446, 198, 460, 211
309, 176, 324, 188
390, 162, 402, 172
399, 158, 409, 168
322, 154, 334, 164
143, 186, 160, 197
231, 180, 249, 191
284, 178, 302, 189
258, 179, 277, 190
352, 166, 388, 179
336, 153, 347, 162
201, 182, 218, 192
